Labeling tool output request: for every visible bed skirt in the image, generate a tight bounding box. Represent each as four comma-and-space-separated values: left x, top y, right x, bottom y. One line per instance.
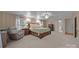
30, 31, 51, 39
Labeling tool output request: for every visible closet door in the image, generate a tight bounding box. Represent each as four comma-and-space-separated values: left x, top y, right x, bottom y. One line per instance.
65, 18, 74, 35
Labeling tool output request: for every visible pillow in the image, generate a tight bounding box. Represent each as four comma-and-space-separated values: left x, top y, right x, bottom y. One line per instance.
30, 24, 41, 28
0, 27, 8, 31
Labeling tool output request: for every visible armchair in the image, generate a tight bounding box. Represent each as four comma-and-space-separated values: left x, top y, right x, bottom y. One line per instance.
8, 27, 24, 40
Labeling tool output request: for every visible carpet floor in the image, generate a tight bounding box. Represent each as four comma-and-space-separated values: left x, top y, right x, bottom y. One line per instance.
6, 31, 79, 48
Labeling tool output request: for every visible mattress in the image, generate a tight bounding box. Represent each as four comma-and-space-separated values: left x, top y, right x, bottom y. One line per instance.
30, 27, 50, 33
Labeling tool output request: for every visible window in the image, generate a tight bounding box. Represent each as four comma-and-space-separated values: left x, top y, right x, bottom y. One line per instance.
16, 16, 21, 30
16, 16, 27, 29
58, 20, 63, 32
20, 19, 25, 28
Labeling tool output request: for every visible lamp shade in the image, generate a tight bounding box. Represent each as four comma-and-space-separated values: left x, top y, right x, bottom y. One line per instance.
26, 18, 31, 23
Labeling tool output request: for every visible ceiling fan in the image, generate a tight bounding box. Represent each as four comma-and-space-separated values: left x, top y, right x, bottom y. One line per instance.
40, 11, 52, 19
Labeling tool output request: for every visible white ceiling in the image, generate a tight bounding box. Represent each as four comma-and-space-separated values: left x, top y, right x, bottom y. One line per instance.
5, 11, 78, 18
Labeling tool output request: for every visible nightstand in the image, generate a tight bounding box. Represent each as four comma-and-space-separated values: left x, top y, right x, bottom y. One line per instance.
48, 24, 54, 31
22, 28, 30, 35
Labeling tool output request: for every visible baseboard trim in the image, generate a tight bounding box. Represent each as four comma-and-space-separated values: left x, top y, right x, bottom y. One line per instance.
65, 32, 73, 35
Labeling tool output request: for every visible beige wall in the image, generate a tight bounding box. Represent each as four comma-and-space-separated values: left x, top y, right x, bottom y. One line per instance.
0, 12, 16, 28
72, 13, 79, 38
47, 16, 64, 32
65, 17, 75, 34
77, 18, 79, 38
47, 17, 58, 31
76, 14, 79, 38
71, 13, 79, 38
47, 15, 75, 34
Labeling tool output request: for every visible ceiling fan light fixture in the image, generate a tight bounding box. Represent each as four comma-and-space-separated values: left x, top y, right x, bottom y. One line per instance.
25, 11, 32, 18
45, 14, 49, 19
41, 11, 52, 19
36, 15, 41, 19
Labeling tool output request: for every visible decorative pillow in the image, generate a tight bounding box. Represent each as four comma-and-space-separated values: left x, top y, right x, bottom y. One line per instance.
30, 23, 41, 28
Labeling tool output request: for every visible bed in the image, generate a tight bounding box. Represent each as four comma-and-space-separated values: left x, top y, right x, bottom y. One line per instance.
30, 27, 51, 39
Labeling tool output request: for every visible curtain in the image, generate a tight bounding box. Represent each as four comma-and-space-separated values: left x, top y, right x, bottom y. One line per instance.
16, 16, 21, 30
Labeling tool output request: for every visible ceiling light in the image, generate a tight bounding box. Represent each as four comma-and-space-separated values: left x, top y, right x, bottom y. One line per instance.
36, 15, 41, 19
58, 20, 62, 23
41, 11, 52, 19
45, 14, 49, 19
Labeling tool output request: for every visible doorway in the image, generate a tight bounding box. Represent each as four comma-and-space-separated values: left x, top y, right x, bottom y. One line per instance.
74, 17, 77, 38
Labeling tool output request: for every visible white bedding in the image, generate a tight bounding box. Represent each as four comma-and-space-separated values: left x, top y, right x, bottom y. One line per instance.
30, 27, 50, 33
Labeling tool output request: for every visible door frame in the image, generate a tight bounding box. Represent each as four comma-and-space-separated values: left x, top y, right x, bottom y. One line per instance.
74, 16, 77, 38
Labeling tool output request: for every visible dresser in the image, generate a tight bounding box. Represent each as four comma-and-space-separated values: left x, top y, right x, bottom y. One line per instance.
1, 31, 8, 48
48, 24, 54, 31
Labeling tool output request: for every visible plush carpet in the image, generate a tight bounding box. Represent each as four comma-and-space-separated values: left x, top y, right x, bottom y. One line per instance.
6, 31, 79, 48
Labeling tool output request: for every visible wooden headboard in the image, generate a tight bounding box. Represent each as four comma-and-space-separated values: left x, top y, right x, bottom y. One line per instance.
30, 23, 41, 28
